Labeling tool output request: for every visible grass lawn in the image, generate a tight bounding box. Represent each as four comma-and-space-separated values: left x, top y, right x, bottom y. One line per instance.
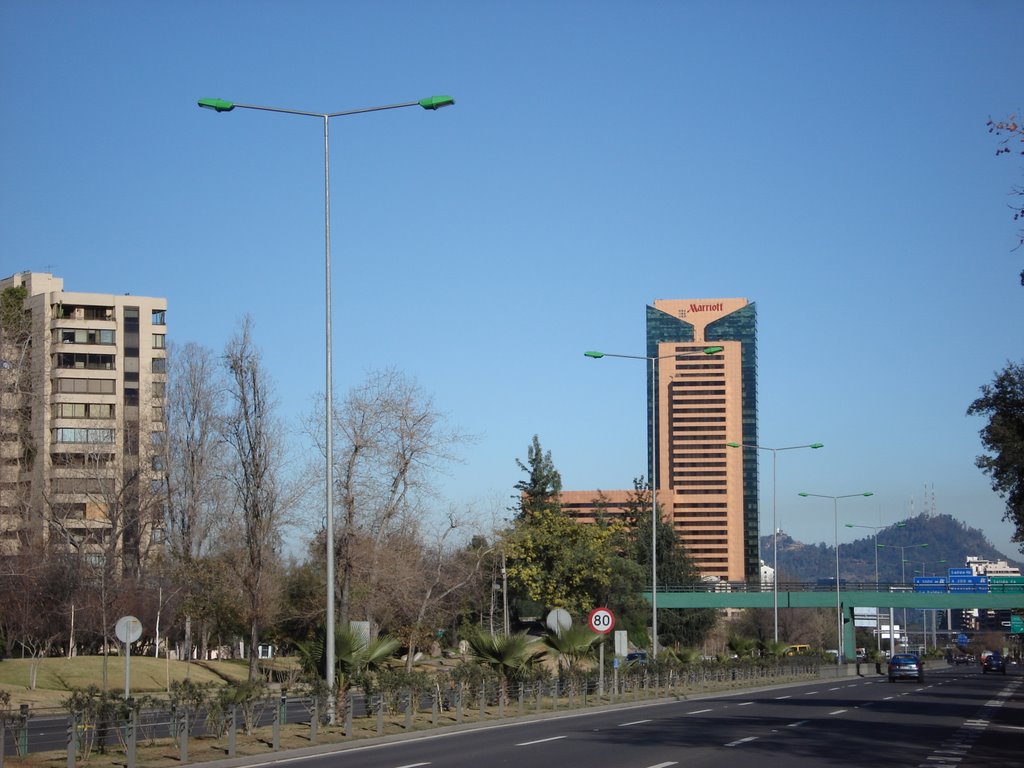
0, 657, 257, 711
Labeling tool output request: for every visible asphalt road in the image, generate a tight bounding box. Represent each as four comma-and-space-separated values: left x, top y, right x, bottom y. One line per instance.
191, 665, 1023, 768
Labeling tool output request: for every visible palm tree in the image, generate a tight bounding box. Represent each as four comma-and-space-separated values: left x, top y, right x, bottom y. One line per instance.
540, 626, 601, 673
726, 635, 758, 659
463, 630, 545, 704
760, 640, 789, 660
296, 626, 400, 719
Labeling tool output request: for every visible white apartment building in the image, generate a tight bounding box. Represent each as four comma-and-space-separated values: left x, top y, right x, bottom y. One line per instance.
0, 271, 167, 569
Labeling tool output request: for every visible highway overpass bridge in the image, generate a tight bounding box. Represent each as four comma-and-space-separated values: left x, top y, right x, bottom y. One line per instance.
646, 583, 1023, 660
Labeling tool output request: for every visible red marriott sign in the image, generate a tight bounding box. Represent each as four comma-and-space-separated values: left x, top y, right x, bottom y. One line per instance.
688, 302, 724, 312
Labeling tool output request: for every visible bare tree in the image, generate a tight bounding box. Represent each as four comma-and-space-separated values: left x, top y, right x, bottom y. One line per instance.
0, 284, 35, 554
164, 341, 226, 659
379, 507, 495, 670
323, 369, 474, 633
221, 318, 286, 681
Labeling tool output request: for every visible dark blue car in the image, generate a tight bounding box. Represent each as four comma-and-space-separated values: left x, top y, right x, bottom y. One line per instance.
982, 652, 1006, 674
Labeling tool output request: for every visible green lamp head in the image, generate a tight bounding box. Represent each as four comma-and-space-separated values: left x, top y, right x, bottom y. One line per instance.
198, 98, 235, 113
584, 351, 605, 359
419, 95, 455, 110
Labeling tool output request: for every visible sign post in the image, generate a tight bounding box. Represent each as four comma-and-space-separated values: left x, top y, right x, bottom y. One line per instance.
588, 608, 615, 698
115, 616, 143, 700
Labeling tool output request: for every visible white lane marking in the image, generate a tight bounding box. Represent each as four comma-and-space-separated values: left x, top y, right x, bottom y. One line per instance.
804, 690, 820, 695
619, 719, 651, 726
884, 696, 894, 700
774, 695, 791, 700
725, 736, 759, 747
787, 720, 810, 727
646, 763, 678, 768
516, 736, 567, 746
396, 764, 431, 768
687, 709, 713, 714
829, 709, 847, 715
738, 702, 754, 706
828, 687, 841, 691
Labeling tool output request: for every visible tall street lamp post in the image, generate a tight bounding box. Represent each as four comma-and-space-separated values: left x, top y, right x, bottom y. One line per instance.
877, 542, 928, 653
584, 345, 723, 658
198, 94, 454, 714
845, 521, 905, 651
799, 492, 873, 663
726, 442, 823, 644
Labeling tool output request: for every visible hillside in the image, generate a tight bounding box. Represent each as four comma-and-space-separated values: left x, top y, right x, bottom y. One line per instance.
764, 513, 1023, 584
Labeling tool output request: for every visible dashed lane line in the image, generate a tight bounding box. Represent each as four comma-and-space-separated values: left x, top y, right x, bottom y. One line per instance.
725, 736, 759, 747
515, 736, 566, 747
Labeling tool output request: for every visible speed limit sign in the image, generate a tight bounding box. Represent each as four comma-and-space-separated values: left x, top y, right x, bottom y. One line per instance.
588, 607, 615, 634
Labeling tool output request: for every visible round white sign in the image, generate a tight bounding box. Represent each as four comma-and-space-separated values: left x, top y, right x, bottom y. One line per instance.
545, 608, 572, 635
588, 607, 615, 634
115, 615, 142, 644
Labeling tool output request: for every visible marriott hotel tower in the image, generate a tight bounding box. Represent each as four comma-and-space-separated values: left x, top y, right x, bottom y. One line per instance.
646, 298, 758, 582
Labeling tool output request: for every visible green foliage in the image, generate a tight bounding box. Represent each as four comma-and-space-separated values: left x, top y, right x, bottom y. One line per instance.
513, 435, 562, 518
760, 640, 789, 660
294, 625, 400, 717
620, 479, 719, 648
726, 635, 758, 659
462, 630, 546, 703
968, 361, 1024, 550
540, 626, 601, 672
505, 506, 620, 616
62, 686, 136, 758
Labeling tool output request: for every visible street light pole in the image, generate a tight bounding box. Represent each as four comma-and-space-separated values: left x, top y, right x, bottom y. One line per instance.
198, 94, 454, 716
845, 521, 905, 651
877, 542, 928, 653
584, 345, 723, 658
799, 492, 873, 664
726, 442, 823, 644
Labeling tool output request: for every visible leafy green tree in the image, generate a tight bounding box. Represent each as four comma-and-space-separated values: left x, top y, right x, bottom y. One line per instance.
505, 506, 619, 617
513, 435, 562, 519
506, 437, 621, 617
967, 361, 1024, 551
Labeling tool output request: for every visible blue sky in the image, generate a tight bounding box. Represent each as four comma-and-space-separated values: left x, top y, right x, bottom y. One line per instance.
3, 1, 1022, 559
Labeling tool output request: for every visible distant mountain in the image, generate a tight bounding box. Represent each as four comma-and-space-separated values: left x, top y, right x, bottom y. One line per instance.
764, 513, 1023, 585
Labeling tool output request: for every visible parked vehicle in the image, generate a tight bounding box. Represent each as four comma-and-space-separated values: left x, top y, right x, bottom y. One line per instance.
982, 651, 1006, 674
887, 653, 924, 682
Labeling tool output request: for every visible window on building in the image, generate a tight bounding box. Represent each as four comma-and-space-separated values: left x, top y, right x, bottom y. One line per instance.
55, 378, 116, 394
152, 334, 166, 349
152, 309, 166, 325
152, 357, 166, 374
54, 428, 115, 444
152, 381, 165, 398
55, 403, 115, 419
55, 353, 115, 370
